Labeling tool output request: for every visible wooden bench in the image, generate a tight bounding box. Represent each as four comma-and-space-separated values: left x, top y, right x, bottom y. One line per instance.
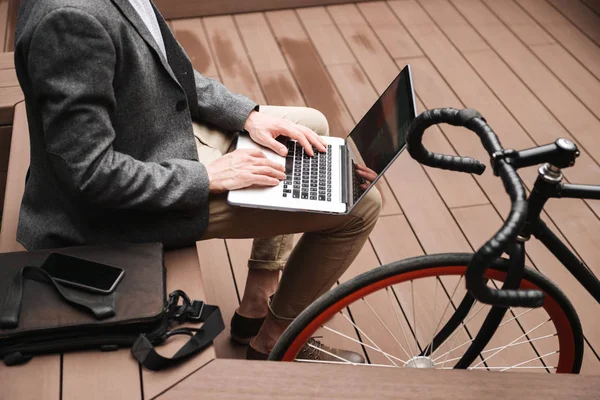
163, 358, 600, 399
0, 51, 22, 222
0, 102, 218, 399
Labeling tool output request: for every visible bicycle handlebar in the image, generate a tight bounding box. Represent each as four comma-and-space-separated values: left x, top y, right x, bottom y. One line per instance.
406, 108, 544, 308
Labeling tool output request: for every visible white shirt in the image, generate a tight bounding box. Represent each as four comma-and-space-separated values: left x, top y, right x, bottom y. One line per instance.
127, 0, 167, 58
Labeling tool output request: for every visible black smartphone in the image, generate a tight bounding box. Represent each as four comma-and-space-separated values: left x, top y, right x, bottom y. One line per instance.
41, 253, 125, 295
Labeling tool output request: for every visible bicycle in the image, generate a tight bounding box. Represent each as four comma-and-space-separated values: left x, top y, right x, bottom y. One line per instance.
267, 108, 600, 373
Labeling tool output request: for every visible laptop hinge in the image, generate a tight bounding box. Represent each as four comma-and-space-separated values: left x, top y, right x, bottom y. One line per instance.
340, 144, 349, 206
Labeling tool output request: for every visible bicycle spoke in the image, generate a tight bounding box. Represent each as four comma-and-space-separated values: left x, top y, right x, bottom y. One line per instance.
362, 297, 411, 360
387, 287, 417, 358
321, 323, 406, 364
427, 277, 440, 356
427, 276, 463, 357
433, 302, 535, 362
471, 319, 552, 369
340, 311, 403, 366
498, 308, 535, 328
500, 351, 559, 372
438, 300, 493, 369
433, 326, 554, 363
439, 333, 557, 364
431, 302, 487, 360
440, 314, 465, 369
411, 280, 417, 348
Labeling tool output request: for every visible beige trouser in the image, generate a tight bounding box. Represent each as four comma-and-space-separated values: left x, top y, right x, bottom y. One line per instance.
194, 106, 382, 319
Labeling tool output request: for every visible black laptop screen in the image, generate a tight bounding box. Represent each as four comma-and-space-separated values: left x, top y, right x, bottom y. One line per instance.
346, 65, 417, 200
347, 65, 416, 174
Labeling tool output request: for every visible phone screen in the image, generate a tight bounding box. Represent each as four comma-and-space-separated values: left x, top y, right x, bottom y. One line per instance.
41, 253, 124, 293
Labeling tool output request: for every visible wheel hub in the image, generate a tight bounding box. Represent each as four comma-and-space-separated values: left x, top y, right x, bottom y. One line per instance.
404, 356, 435, 368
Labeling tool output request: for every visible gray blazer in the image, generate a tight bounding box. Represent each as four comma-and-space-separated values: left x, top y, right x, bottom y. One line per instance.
14, 0, 257, 250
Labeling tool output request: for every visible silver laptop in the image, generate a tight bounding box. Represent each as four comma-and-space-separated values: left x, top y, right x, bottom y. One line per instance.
227, 64, 417, 215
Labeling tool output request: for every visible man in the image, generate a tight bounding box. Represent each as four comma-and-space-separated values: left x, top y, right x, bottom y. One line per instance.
14, 0, 381, 360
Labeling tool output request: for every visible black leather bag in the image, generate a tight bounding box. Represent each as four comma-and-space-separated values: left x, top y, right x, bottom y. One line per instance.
0, 242, 224, 371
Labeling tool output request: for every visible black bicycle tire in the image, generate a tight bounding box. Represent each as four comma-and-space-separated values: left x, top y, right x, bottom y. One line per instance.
268, 253, 584, 373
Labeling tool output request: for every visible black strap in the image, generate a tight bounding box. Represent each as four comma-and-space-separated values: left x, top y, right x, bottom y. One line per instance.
131, 302, 224, 371
0, 266, 115, 329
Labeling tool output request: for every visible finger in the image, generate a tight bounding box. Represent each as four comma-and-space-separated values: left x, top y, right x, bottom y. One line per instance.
356, 164, 373, 174
356, 169, 376, 180
250, 174, 280, 187
287, 126, 314, 157
299, 124, 327, 147
275, 122, 313, 156
239, 148, 267, 159
252, 157, 285, 172
250, 166, 287, 180
262, 136, 288, 157
360, 183, 370, 190
298, 125, 327, 153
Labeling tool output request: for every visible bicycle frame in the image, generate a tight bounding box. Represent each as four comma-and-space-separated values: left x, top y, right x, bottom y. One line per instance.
421, 139, 600, 368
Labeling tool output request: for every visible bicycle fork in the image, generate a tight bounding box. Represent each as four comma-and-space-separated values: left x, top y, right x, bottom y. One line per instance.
419, 242, 526, 369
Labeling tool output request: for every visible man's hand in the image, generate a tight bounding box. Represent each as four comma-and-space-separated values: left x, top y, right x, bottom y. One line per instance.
206, 149, 286, 194
355, 163, 377, 190
243, 111, 327, 157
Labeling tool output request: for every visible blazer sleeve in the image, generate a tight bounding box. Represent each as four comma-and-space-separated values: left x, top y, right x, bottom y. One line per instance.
27, 8, 210, 211
192, 69, 258, 132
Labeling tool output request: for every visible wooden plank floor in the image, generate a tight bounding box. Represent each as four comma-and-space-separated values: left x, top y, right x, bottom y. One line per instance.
1, 1, 600, 399
169, 0, 600, 375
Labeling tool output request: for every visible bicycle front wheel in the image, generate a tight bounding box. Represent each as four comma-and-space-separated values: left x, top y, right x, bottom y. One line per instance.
268, 253, 583, 373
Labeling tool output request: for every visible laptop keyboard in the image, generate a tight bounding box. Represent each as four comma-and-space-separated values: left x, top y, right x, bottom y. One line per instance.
282, 141, 332, 201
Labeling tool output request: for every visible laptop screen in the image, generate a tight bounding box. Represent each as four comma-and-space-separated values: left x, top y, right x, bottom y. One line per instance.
346, 64, 417, 203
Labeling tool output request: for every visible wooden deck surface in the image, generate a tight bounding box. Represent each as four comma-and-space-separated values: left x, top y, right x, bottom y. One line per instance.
0, 0, 599, 399
172, 0, 600, 373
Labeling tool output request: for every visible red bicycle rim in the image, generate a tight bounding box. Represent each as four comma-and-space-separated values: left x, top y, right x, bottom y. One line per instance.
281, 266, 575, 373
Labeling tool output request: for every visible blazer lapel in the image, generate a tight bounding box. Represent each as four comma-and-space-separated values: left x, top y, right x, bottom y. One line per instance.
152, 4, 200, 117
109, 0, 179, 84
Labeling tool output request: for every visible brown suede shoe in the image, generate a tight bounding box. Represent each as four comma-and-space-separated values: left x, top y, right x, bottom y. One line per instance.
246, 338, 366, 363
297, 338, 366, 364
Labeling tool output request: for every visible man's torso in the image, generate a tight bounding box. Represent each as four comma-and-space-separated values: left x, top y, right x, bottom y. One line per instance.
14, 0, 207, 249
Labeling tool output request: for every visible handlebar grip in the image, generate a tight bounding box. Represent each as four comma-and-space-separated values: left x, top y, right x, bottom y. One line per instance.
466, 276, 545, 308
407, 108, 487, 175
407, 107, 546, 308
